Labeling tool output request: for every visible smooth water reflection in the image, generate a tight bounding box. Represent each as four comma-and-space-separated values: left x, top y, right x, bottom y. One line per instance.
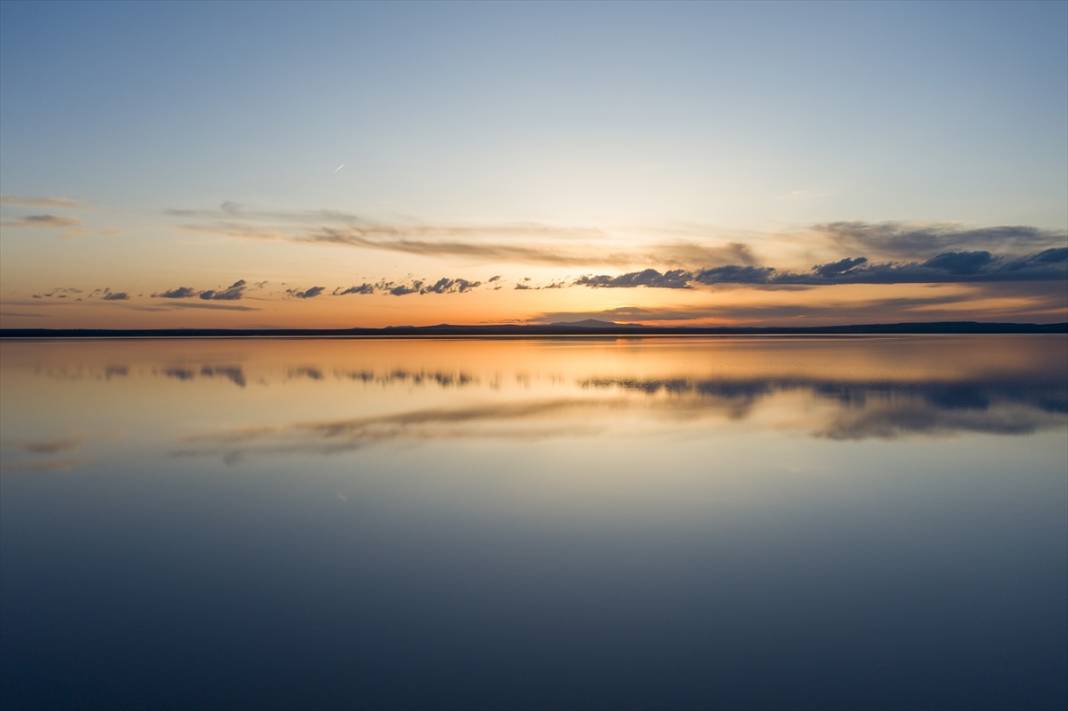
2, 336, 1066, 710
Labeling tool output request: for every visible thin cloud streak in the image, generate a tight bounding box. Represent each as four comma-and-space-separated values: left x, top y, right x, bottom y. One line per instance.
0, 214, 81, 228
0, 196, 81, 208
171, 206, 1067, 277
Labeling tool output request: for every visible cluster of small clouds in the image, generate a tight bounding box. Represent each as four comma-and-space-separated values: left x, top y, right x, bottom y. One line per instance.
332, 277, 483, 297
30, 286, 128, 301
154, 279, 249, 301
18, 244, 1067, 316
575, 268, 692, 289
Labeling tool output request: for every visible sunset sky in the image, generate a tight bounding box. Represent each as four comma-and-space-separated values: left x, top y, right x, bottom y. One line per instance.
1, 0, 1066, 328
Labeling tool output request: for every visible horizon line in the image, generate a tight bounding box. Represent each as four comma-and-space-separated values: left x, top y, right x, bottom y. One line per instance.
2, 320, 1066, 338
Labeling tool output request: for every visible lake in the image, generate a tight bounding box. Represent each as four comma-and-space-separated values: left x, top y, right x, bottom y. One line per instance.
2, 336, 1066, 710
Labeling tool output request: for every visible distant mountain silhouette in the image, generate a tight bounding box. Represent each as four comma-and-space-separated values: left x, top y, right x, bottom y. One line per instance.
547, 319, 641, 329
1, 321, 1065, 338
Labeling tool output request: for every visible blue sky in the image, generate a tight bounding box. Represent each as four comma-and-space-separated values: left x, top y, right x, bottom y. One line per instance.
1, 1, 1066, 327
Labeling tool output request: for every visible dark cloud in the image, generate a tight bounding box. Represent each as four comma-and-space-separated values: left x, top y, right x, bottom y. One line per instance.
288, 366, 324, 381
160, 364, 247, 387
420, 277, 481, 294
21, 437, 82, 454
387, 281, 421, 296
813, 256, 868, 278
34, 287, 83, 298
488, 275, 502, 282
922, 251, 993, 274
575, 268, 692, 289
334, 283, 375, 295
0, 214, 80, 228
162, 302, 259, 312
691, 265, 777, 285
287, 286, 325, 299
163, 367, 195, 381
154, 286, 197, 299
199, 365, 247, 387
581, 375, 1067, 439
199, 279, 246, 300
794, 248, 1068, 285
101, 290, 129, 301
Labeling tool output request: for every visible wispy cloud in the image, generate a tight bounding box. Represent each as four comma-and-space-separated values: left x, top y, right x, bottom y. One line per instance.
21, 437, 83, 454
170, 204, 1066, 278
0, 214, 81, 228
0, 195, 81, 208
145, 302, 261, 312
815, 222, 1067, 259
302, 227, 633, 266
168, 203, 768, 269
174, 398, 623, 461
167, 203, 603, 239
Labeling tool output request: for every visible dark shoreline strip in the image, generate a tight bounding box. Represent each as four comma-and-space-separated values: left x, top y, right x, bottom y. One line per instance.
1, 322, 1066, 338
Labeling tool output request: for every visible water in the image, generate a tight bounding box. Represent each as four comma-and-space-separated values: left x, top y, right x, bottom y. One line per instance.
2, 336, 1066, 710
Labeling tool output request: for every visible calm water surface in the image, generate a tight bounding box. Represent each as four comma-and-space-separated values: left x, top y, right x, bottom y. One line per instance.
2, 336, 1066, 710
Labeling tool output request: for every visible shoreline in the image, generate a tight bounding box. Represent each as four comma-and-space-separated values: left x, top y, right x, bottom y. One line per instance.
2, 322, 1066, 339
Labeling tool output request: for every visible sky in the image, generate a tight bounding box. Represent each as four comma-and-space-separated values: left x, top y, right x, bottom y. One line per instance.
1, 0, 1066, 328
